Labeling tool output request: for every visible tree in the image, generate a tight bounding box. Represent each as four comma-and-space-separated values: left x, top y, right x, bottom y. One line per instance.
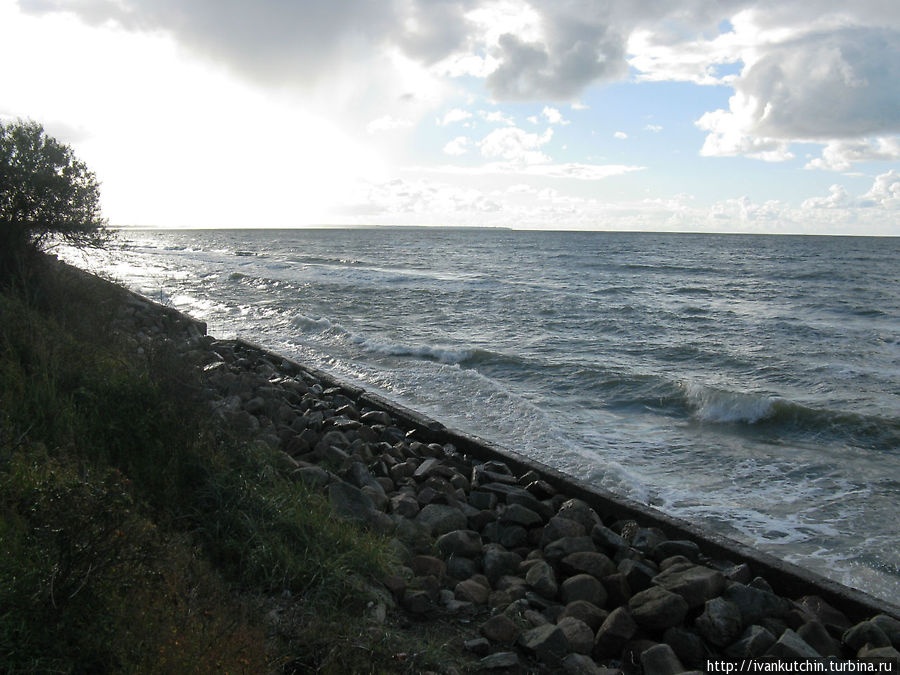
0, 119, 108, 277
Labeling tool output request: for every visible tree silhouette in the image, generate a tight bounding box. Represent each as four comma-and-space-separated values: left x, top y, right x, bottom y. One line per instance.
1, 119, 108, 277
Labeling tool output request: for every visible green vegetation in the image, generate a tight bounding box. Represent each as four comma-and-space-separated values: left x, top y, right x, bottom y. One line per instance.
0, 119, 108, 282
0, 259, 446, 673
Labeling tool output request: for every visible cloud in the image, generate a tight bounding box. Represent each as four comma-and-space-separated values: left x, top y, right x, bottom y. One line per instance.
443, 136, 470, 155
437, 108, 473, 126
478, 126, 553, 164
541, 106, 569, 125
614, 131, 628, 140
479, 109, 516, 126
644, 124, 662, 133
366, 115, 414, 133
805, 138, 900, 171
802, 171, 900, 210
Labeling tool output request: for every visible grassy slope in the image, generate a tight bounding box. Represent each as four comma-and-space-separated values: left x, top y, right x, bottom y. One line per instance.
0, 259, 452, 674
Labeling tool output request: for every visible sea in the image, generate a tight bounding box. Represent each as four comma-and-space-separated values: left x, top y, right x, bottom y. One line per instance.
61, 227, 900, 604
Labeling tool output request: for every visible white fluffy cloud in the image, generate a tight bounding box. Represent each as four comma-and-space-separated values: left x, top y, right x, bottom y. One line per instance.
802, 171, 900, 210
478, 126, 553, 164
806, 138, 900, 172
443, 136, 470, 155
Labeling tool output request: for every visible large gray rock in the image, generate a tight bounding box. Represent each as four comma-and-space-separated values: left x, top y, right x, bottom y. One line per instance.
560, 551, 616, 580
593, 607, 638, 658
767, 629, 822, 659
328, 480, 375, 524
872, 614, 900, 649
500, 503, 544, 528
558, 616, 594, 655
560, 600, 608, 632
480, 613, 520, 643
561, 574, 608, 607
483, 544, 522, 584
415, 503, 467, 536
437, 529, 483, 558
843, 620, 891, 652
640, 643, 684, 675
478, 651, 519, 669
541, 516, 587, 546
525, 559, 558, 599
695, 597, 743, 647
798, 620, 843, 657
545, 536, 597, 565
663, 626, 708, 669
629, 586, 689, 632
652, 564, 726, 608
556, 499, 602, 533
723, 582, 791, 625
562, 653, 607, 675
724, 625, 777, 658
519, 624, 570, 664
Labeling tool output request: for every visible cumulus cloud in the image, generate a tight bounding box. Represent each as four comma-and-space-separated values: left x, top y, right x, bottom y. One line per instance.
802, 171, 900, 210
437, 108, 473, 126
541, 106, 569, 125
443, 136, 470, 155
478, 126, 553, 164
614, 131, 628, 140
366, 115, 414, 133
805, 138, 900, 171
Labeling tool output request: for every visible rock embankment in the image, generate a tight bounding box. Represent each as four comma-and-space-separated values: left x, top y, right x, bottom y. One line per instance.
116, 289, 900, 674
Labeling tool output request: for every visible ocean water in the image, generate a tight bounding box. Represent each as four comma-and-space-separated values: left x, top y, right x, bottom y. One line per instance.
63, 228, 900, 603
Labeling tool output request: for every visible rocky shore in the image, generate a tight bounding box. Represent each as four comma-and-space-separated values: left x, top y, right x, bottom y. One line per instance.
115, 281, 900, 674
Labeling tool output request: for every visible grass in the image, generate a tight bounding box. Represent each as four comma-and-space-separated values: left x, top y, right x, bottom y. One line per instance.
0, 257, 461, 673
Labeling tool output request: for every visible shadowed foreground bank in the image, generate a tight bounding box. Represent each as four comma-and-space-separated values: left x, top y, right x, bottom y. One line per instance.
1, 257, 898, 674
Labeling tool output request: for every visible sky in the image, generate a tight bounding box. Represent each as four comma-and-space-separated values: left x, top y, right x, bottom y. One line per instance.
1, 0, 899, 234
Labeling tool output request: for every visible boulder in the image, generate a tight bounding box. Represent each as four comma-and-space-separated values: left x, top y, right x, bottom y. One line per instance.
480, 613, 520, 643
560, 574, 608, 607
519, 624, 570, 664
640, 643, 684, 675
525, 560, 558, 599
328, 480, 375, 524
593, 607, 638, 659
557, 616, 594, 655
766, 629, 821, 659
652, 564, 726, 608
560, 600, 608, 632
436, 529, 483, 558
724, 625, 777, 659
695, 597, 743, 647
843, 620, 891, 652
415, 503, 467, 537
628, 586, 689, 632
560, 551, 617, 580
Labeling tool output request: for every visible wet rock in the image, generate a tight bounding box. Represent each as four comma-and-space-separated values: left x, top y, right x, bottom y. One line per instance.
437, 529, 483, 559
561, 551, 617, 580
652, 564, 726, 608
560, 600, 608, 632
766, 628, 821, 659
468, 489, 498, 511
483, 545, 523, 585
500, 503, 544, 528
640, 643, 684, 675
651, 539, 701, 563
519, 624, 569, 664
619, 558, 658, 593
415, 503, 467, 537
593, 607, 638, 659
695, 597, 743, 647
478, 651, 519, 669
410, 555, 446, 579
723, 582, 791, 626
455, 578, 490, 605
463, 637, 490, 655
498, 524, 528, 549
858, 645, 900, 665
663, 626, 709, 669
328, 480, 375, 524
556, 499, 602, 533
872, 614, 900, 649
629, 586, 689, 632
561, 574, 608, 607
389, 492, 420, 518
481, 613, 520, 643
545, 536, 597, 564
541, 516, 587, 547
561, 653, 607, 675
558, 616, 594, 654
631, 527, 667, 553
794, 595, 852, 636
525, 560, 558, 599
798, 620, 843, 657
360, 410, 392, 426
724, 625, 777, 659
446, 555, 480, 582
602, 573, 632, 606
843, 620, 891, 652
591, 524, 626, 553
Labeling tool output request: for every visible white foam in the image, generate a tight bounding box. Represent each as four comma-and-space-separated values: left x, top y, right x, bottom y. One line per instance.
684, 382, 776, 423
